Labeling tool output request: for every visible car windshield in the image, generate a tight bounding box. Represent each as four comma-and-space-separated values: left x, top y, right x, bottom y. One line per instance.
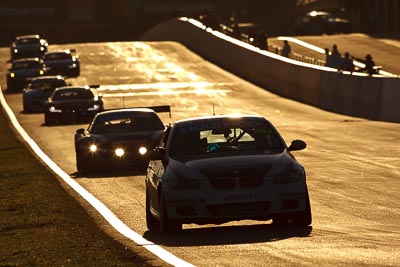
12, 61, 41, 70
30, 79, 66, 90
15, 38, 40, 45
44, 53, 71, 61
170, 117, 285, 158
52, 88, 94, 101
89, 111, 165, 134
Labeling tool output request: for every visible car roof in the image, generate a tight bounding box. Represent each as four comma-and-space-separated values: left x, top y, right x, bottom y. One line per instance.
174, 114, 266, 125
12, 57, 42, 63
305, 11, 331, 16
97, 108, 157, 116
16, 34, 41, 40
30, 75, 65, 81
55, 85, 91, 91
45, 50, 72, 55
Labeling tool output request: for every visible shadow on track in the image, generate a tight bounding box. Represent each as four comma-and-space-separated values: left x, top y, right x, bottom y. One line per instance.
70, 169, 146, 179
143, 224, 313, 246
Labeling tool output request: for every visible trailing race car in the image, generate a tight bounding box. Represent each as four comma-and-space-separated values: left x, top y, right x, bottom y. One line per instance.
43, 85, 104, 125
74, 106, 170, 173
145, 114, 312, 233
43, 49, 80, 77
293, 11, 351, 35
10, 34, 48, 60
22, 75, 67, 112
6, 58, 47, 90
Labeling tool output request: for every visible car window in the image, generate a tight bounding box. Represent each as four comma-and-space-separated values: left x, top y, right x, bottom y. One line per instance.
12, 61, 41, 69
45, 53, 71, 60
89, 112, 164, 134
170, 118, 285, 158
30, 79, 66, 90
52, 89, 94, 101
15, 38, 40, 45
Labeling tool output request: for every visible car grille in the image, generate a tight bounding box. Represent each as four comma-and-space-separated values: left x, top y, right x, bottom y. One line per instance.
207, 202, 270, 217
209, 176, 264, 190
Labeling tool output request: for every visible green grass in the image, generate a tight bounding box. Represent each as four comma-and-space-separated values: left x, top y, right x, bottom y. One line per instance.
0, 107, 157, 266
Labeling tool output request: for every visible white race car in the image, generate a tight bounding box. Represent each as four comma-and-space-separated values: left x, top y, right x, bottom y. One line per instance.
145, 114, 312, 233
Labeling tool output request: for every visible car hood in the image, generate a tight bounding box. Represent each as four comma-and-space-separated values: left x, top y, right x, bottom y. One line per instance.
170, 151, 302, 178
88, 131, 163, 145
9, 68, 42, 77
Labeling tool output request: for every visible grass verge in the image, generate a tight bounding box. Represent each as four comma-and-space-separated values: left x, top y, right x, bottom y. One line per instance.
0, 106, 158, 266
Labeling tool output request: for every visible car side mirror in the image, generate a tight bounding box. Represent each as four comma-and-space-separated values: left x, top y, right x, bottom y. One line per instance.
288, 139, 306, 151
76, 128, 85, 135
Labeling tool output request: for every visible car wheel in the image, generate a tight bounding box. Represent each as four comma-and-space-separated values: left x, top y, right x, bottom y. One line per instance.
146, 188, 159, 231
44, 114, 54, 125
76, 153, 94, 174
159, 191, 182, 234
291, 189, 312, 226
23, 102, 32, 113
272, 188, 312, 227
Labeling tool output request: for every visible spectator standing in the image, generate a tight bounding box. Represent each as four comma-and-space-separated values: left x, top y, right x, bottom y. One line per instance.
341, 52, 355, 73
363, 54, 378, 75
330, 44, 342, 70
257, 30, 268, 50
282, 40, 291, 58
324, 48, 333, 67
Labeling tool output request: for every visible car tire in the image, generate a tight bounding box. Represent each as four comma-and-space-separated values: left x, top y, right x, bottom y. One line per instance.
23, 103, 32, 113
291, 188, 312, 226
146, 188, 159, 231
272, 187, 312, 227
159, 191, 182, 234
76, 153, 94, 174
44, 114, 54, 125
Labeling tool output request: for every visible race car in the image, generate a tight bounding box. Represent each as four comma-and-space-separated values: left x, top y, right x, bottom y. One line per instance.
6, 58, 47, 90
22, 75, 67, 112
145, 114, 312, 233
10, 34, 48, 60
74, 106, 170, 173
43, 49, 80, 77
43, 85, 104, 125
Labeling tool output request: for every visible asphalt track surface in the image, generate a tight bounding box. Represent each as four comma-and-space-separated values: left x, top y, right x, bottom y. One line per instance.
1, 36, 400, 266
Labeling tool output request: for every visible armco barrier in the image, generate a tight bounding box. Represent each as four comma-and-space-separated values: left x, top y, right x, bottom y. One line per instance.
141, 18, 400, 123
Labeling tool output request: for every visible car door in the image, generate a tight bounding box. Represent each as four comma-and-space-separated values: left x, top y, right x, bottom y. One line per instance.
146, 126, 171, 211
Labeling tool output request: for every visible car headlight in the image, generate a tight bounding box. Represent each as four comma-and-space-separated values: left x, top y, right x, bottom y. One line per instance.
49, 106, 62, 113
115, 148, 124, 157
166, 178, 201, 190
13, 49, 18, 54
39, 70, 44, 75
89, 144, 97, 152
273, 170, 304, 184
10, 73, 15, 78
138, 146, 147, 155
87, 105, 100, 111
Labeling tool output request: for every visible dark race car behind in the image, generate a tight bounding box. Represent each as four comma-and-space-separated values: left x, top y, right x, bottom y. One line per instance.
44, 85, 104, 125
22, 75, 68, 112
10, 34, 48, 60
74, 106, 170, 173
43, 49, 80, 78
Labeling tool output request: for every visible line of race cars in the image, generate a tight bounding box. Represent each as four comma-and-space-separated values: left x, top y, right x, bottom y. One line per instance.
6, 34, 80, 91
6, 34, 312, 233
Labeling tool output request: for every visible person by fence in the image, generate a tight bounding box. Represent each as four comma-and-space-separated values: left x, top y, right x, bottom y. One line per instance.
282, 40, 291, 58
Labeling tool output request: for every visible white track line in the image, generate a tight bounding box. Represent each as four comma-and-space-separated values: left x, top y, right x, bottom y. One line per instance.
0, 87, 195, 267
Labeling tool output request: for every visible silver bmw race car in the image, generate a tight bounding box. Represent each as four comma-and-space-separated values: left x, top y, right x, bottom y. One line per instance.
145, 114, 312, 233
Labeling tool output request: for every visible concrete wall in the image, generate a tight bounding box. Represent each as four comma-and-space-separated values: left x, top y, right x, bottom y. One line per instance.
141, 18, 400, 123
